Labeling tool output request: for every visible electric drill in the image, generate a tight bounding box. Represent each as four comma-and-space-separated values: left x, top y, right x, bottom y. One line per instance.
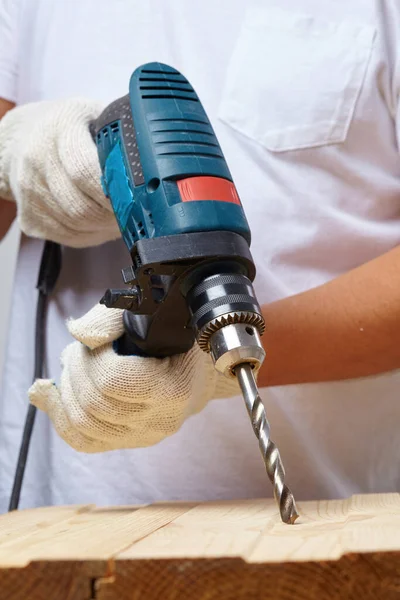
90, 62, 298, 524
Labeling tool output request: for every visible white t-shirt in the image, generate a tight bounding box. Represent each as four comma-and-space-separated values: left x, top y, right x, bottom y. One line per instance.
1, 0, 399, 512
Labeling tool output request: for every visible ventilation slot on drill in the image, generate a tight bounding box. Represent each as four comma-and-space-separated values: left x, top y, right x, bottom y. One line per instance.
141, 68, 181, 74
97, 122, 120, 143
142, 94, 199, 102
157, 151, 223, 159
139, 76, 193, 93
140, 86, 195, 93
153, 127, 223, 157
150, 117, 209, 125
154, 137, 222, 157
155, 140, 219, 148
140, 77, 188, 84
137, 221, 146, 237
152, 128, 214, 136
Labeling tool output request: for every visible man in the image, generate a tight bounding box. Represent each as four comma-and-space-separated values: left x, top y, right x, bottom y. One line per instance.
0, 0, 399, 513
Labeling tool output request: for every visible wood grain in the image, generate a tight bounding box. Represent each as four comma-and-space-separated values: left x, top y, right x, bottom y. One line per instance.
0, 503, 193, 567
0, 494, 399, 600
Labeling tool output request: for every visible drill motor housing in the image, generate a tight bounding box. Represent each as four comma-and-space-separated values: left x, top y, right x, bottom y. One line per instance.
91, 62, 265, 375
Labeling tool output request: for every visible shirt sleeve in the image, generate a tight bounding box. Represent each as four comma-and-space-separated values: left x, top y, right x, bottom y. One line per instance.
0, 0, 22, 102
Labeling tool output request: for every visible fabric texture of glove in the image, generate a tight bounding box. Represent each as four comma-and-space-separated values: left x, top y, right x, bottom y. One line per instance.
0, 98, 120, 247
29, 304, 240, 453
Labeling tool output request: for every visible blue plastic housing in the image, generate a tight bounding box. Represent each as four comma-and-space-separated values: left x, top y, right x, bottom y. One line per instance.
94, 62, 251, 252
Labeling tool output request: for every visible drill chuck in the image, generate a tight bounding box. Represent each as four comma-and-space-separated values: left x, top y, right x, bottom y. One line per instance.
208, 323, 265, 378
186, 271, 266, 377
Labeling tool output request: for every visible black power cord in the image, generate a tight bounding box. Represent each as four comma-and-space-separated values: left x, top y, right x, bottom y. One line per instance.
8, 240, 62, 511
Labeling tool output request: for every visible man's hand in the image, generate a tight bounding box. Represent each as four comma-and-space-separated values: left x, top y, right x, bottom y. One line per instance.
258, 245, 400, 387
0, 98, 120, 247
29, 304, 238, 452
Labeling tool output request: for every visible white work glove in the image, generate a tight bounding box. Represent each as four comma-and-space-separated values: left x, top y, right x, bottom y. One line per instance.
0, 98, 119, 247
29, 304, 239, 452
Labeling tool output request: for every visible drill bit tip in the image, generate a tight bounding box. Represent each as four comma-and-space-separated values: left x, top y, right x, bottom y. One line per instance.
280, 484, 299, 524
235, 363, 299, 525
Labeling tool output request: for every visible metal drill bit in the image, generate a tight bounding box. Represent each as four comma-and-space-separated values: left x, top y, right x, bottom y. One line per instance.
235, 363, 299, 524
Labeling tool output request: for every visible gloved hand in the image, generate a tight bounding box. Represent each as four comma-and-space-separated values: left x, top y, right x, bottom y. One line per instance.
29, 304, 239, 452
0, 98, 119, 247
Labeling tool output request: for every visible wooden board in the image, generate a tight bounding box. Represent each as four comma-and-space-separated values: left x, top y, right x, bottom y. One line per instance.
1, 494, 400, 600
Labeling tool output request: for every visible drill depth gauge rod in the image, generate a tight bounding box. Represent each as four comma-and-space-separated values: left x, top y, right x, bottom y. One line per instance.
90, 62, 298, 524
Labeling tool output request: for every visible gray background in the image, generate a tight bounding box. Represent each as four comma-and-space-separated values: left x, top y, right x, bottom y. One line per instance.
0, 223, 19, 386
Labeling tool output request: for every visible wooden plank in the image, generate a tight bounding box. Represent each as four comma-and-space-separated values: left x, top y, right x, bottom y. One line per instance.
1, 561, 105, 600
119, 498, 272, 559
0, 503, 194, 567
97, 553, 400, 600
0, 494, 399, 600
120, 494, 400, 561
0, 505, 93, 545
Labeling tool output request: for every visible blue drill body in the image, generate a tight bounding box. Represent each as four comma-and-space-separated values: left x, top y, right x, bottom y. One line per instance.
93, 62, 251, 252
90, 62, 262, 360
